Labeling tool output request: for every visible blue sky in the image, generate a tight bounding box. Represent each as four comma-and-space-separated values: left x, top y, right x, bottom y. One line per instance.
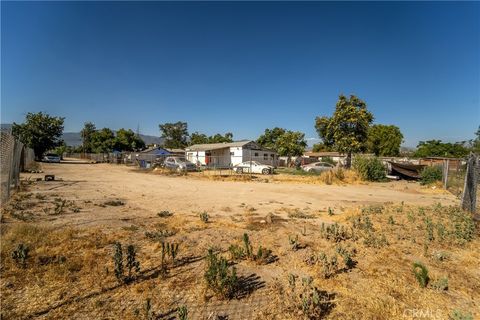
1, 1, 479, 147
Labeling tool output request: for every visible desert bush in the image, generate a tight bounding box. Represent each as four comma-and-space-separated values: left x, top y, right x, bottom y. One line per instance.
199, 211, 209, 223
288, 208, 314, 219
353, 156, 386, 182
420, 166, 442, 185
351, 216, 373, 232
288, 235, 300, 251
431, 277, 448, 291
424, 217, 434, 242
387, 216, 395, 225
318, 253, 338, 279
287, 274, 334, 319
204, 249, 238, 299
177, 305, 188, 320
335, 245, 356, 269
126, 245, 140, 281
113, 242, 140, 283
228, 244, 245, 261
320, 222, 353, 242
363, 232, 388, 248
12, 243, 30, 268
145, 229, 176, 241
328, 207, 334, 216
233, 233, 275, 264
449, 310, 473, 320
157, 210, 173, 218
144, 298, 153, 320
412, 261, 429, 288
361, 204, 384, 214
161, 241, 180, 272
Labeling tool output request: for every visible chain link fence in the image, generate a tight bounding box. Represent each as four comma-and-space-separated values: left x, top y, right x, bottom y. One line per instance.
0, 131, 35, 205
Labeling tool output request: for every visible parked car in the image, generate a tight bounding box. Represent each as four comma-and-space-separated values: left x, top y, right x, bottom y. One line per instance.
163, 156, 197, 172
301, 162, 334, 173
42, 153, 61, 163
234, 161, 274, 175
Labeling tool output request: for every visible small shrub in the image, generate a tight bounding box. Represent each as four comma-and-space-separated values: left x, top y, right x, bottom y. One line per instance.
320, 222, 353, 242
145, 229, 176, 241
157, 210, 173, 218
449, 310, 473, 320
335, 245, 356, 270
424, 217, 434, 242
412, 261, 429, 288
363, 232, 388, 248
177, 305, 188, 320
126, 245, 141, 281
431, 277, 448, 291
287, 274, 334, 318
353, 156, 386, 182
387, 216, 395, 225
327, 207, 334, 216
199, 211, 209, 223
161, 241, 180, 271
351, 216, 373, 232
228, 244, 245, 260
420, 166, 442, 185
361, 205, 384, 215
288, 209, 314, 219
114, 242, 124, 282
288, 235, 300, 251
144, 298, 153, 320
204, 249, 238, 299
113, 242, 140, 283
12, 243, 30, 268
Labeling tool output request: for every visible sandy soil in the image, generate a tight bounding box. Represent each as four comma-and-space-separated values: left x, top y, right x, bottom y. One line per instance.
23, 161, 457, 229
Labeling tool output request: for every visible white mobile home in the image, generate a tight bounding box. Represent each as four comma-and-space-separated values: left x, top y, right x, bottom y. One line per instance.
185, 140, 278, 168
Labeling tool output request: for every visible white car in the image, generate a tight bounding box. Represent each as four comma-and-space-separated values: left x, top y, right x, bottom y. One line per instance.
301, 162, 334, 173
234, 161, 274, 175
42, 153, 61, 163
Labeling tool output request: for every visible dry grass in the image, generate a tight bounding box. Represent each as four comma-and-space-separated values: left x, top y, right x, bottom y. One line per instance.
0, 185, 478, 319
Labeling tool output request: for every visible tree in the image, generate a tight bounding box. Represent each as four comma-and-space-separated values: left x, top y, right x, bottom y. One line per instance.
470, 126, 480, 154
209, 132, 233, 143
276, 131, 307, 163
80, 122, 96, 153
366, 124, 403, 156
114, 128, 145, 151
159, 122, 188, 149
315, 95, 374, 167
90, 128, 116, 153
413, 140, 469, 158
190, 132, 209, 145
256, 127, 286, 150
312, 143, 332, 152
12, 112, 65, 159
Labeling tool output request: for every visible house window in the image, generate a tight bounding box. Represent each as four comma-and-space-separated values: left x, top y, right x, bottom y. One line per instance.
270, 154, 275, 158
264, 153, 268, 160
254, 152, 259, 157
230, 152, 234, 155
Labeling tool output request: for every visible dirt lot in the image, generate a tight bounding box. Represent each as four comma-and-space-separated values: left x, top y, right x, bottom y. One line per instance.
0, 162, 478, 319
16, 162, 456, 229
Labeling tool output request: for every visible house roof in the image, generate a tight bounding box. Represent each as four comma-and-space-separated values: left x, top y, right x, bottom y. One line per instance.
186, 140, 253, 151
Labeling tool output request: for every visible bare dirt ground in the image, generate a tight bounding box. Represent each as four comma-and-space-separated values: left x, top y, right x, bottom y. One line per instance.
19, 161, 456, 230
1, 161, 478, 320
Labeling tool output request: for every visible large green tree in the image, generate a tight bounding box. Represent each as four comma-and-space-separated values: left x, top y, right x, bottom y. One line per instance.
159, 121, 188, 149
257, 127, 306, 164
315, 95, 374, 167
256, 127, 286, 150
276, 131, 307, 160
413, 140, 469, 158
189, 132, 233, 145
90, 128, 116, 153
114, 128, 145, 151
80, 122, 96, 153
367, 124, 403, 156
12, 112, 65, 159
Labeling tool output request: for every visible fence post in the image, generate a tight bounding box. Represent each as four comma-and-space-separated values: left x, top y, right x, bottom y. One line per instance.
461, 153, 478, 216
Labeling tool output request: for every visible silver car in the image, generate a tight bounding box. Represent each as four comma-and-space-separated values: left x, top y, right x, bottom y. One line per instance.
163, 156, 197, 172
301, 162, 334, 173
42, 153, 61, 163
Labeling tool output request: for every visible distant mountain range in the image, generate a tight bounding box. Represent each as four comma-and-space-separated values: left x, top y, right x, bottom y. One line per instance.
1, 124, 164, 146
